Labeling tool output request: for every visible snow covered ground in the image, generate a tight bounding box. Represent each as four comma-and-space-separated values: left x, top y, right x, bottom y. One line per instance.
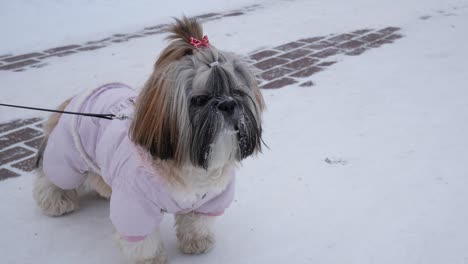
1, 0, 468, 263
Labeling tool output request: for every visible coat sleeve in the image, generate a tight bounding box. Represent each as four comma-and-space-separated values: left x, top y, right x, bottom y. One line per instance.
194, 177, 236, 216
110, 181, 163, 241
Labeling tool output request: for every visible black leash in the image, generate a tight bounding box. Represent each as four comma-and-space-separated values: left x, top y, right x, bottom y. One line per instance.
0, 103, 130, 120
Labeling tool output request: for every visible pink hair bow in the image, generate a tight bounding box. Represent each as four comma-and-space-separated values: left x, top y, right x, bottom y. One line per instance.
190, 35, 210, 48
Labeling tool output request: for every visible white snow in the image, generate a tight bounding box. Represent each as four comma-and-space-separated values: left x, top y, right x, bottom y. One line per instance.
1, 0, 468, 263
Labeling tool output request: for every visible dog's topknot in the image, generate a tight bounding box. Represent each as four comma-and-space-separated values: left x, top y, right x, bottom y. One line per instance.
154, 17, 205, 68
167, 16, 204, 46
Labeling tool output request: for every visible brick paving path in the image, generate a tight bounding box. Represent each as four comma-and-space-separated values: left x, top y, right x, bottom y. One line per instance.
0, 4, 261, 72
253, 26, 402, 88
0, 118, 43, 180
0, 9, 404, 180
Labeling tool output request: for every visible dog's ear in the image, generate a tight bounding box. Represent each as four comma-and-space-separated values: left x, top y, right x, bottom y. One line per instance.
130, 68, 193, 164
130, 17, 201, 164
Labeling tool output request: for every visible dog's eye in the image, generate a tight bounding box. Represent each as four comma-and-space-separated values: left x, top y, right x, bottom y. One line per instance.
191, 95, 210, 107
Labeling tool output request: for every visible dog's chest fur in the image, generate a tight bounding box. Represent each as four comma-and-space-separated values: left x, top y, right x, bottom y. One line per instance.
156, 161, 234, 208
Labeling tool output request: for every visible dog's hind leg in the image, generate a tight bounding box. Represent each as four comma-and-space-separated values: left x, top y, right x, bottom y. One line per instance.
83, 172, 112, 199
33, 167, 79, 216
33, 97, 79, 216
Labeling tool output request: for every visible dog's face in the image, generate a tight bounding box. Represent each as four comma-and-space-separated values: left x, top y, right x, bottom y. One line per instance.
185, 50, 264, 168
131, 18, 264, 169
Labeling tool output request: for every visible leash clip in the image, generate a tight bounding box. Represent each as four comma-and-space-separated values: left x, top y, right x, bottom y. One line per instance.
113, 114, 132, 120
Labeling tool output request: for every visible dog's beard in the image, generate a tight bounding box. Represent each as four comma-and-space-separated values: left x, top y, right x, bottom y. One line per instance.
190, 99, 261, 169
190, 104, 238, 169
209, 129, 238, 169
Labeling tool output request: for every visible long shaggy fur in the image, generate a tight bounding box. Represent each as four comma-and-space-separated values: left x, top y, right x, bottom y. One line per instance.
33, 16, 264, 264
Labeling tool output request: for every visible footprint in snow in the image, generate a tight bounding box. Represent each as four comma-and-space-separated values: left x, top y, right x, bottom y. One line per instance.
324, 157, 348, 166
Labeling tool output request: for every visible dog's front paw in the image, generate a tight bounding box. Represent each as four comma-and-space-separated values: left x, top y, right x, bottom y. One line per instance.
178, 234, 215, 254
117, 231, 167, 264
175, 212, 216, 254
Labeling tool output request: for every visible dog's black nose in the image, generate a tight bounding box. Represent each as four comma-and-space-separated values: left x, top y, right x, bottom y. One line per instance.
217, 100, 236, 114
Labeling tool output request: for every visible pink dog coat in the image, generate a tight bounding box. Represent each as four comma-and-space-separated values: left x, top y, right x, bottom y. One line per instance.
43, 83, 235, 241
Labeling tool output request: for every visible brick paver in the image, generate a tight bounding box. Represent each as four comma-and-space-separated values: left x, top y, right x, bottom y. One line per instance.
0, 59, 41, 70
24, 137, 44, 149
262, 77, 298, 89
278, 49, 313, 60
0, 168, 19, 181
0, 146, 35, 166
283, 57, 320, 70
0, 127, 42, 150
250, 50, 280, 61
0, 24, 404, 179
261, 67, 294, 81
0, 118, 42, 134
290, 66, 323, 78
299, 81, 314, 87
299, 37, 326, 44
254, 57, 289, 70
44, 45, 82, 54
11, 157, 36, 172
305, 41, 334, 50
274, 42, 307, 52
2, 53, 44, 63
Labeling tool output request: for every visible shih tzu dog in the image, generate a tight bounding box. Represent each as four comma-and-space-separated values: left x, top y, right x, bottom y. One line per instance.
33, 17, 264, 263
